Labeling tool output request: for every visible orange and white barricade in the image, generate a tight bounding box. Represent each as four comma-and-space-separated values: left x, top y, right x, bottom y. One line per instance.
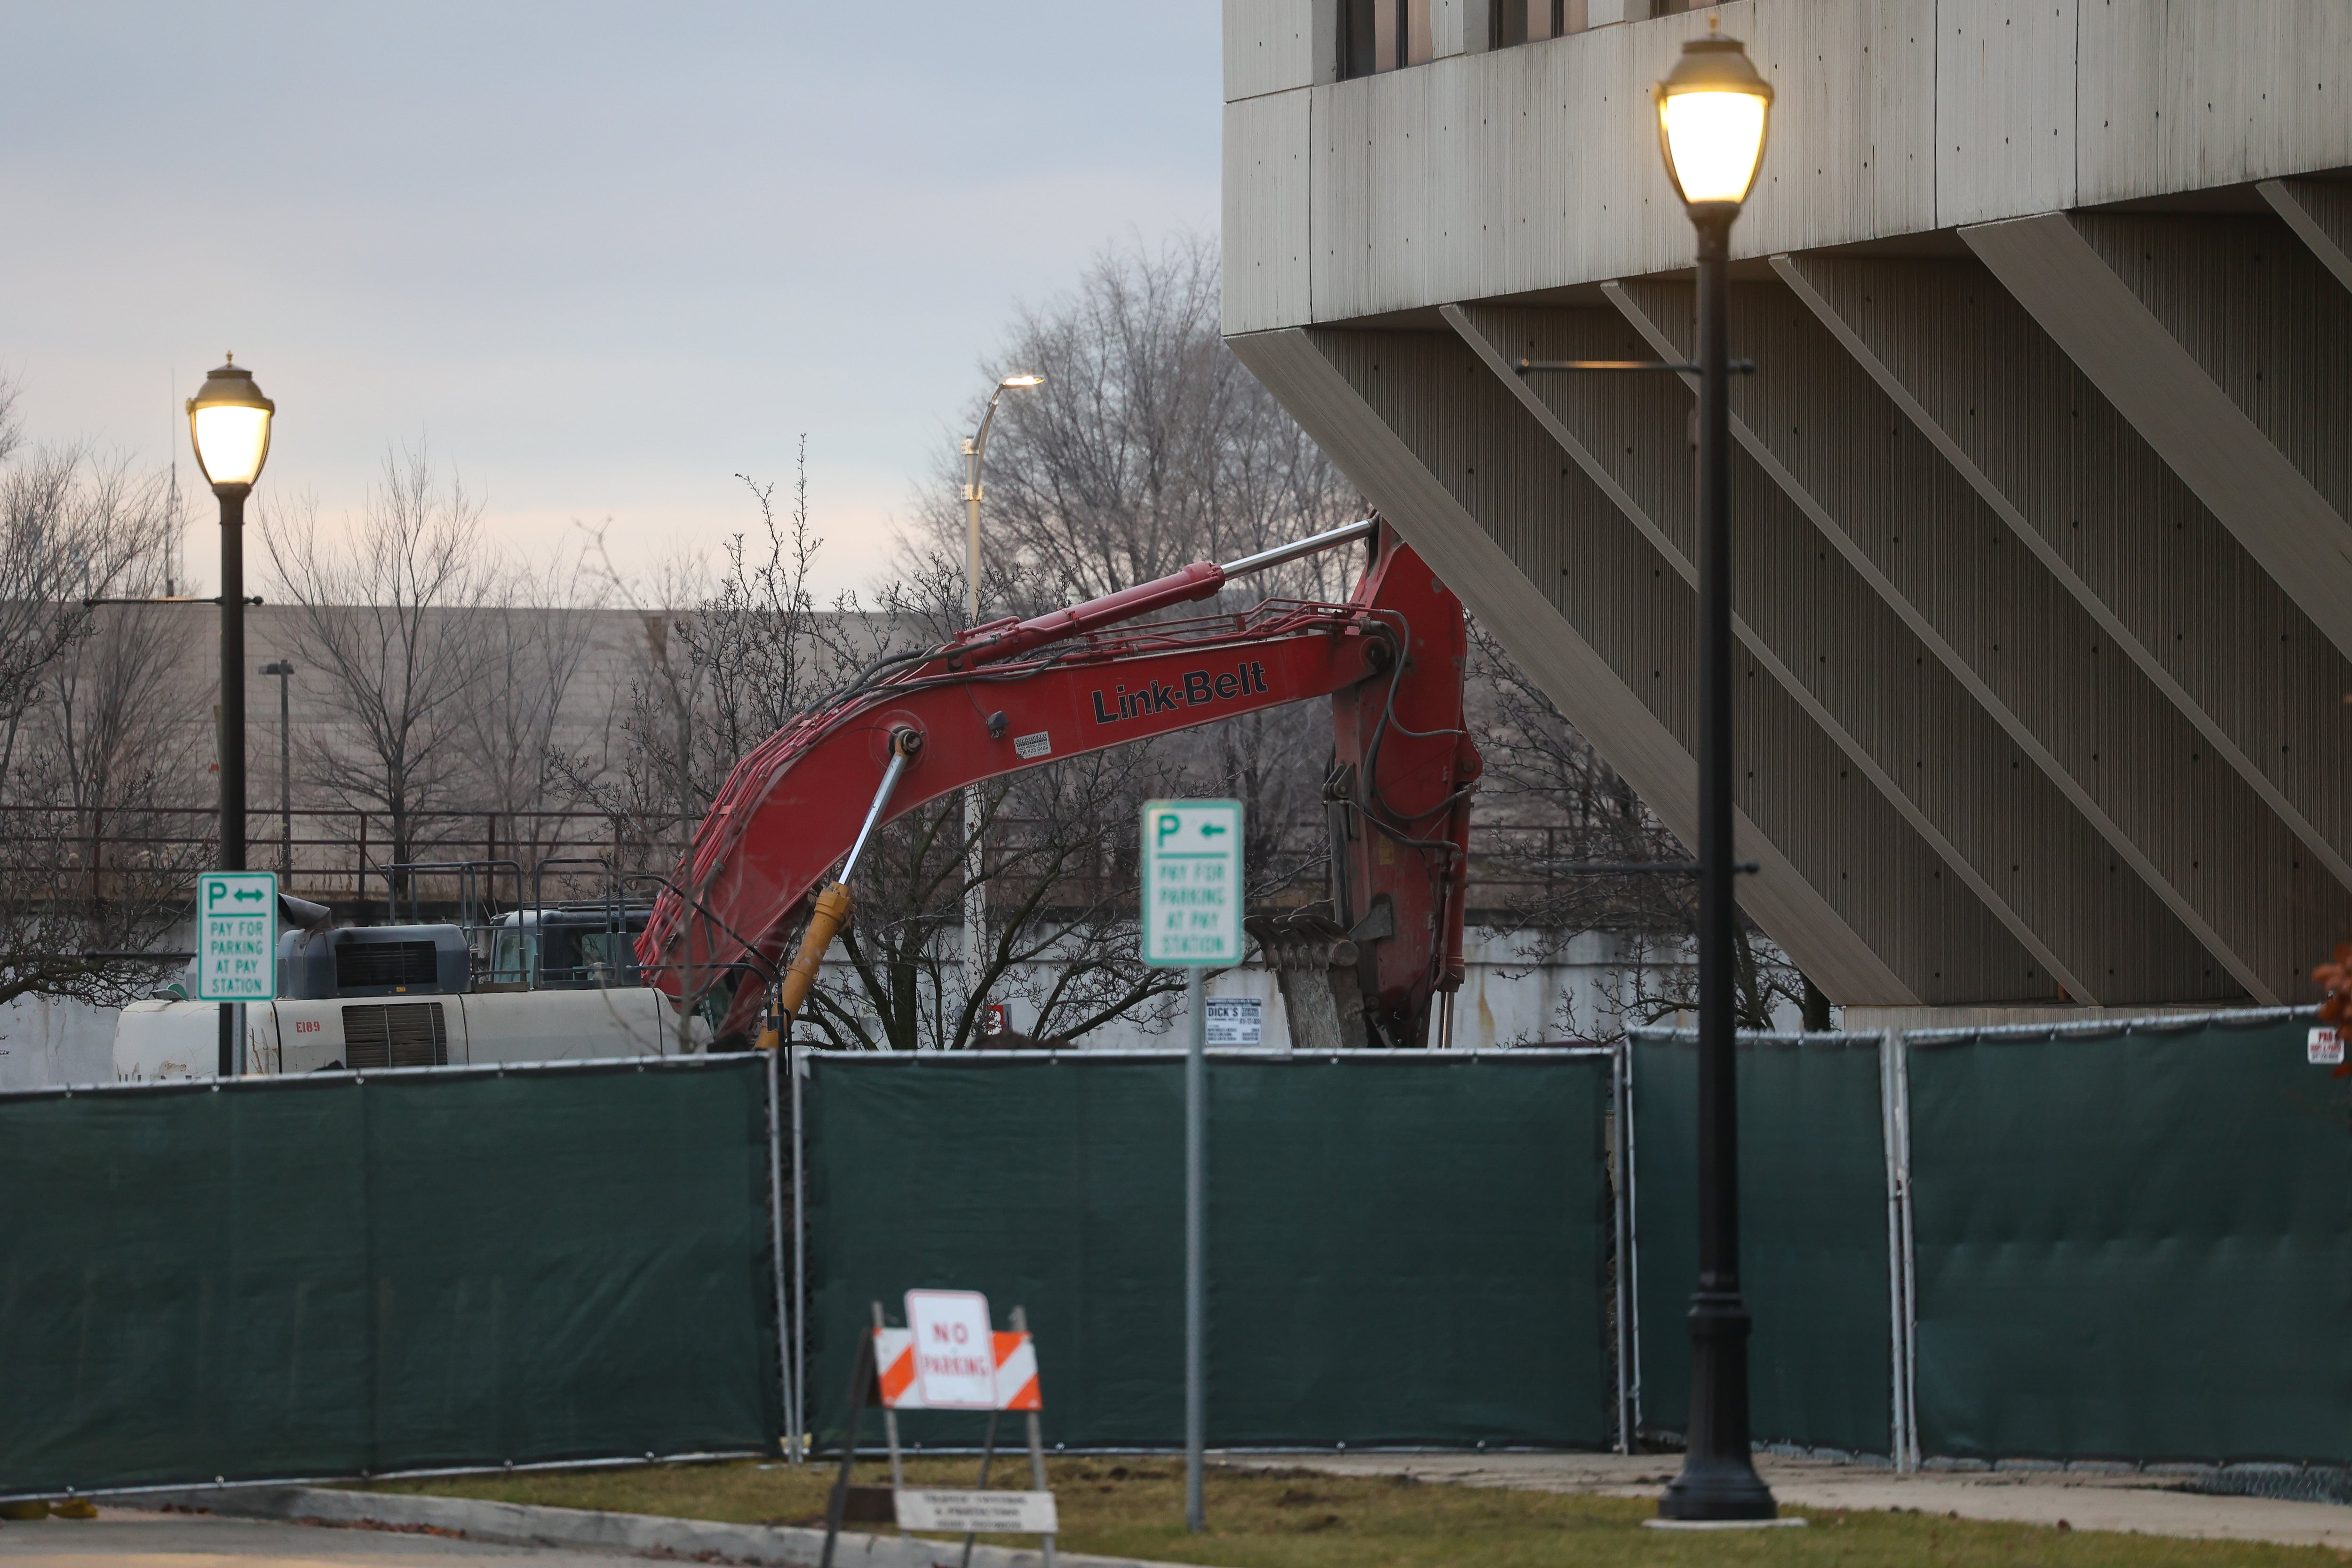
872, 1328, 1042, 1411
820, 1291, 1056, 1568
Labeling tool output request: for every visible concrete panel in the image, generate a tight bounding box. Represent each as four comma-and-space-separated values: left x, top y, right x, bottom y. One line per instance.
1447, 301, 2089, 1000
2078, 214, 2352, 533
1310, 75, 1375, 325
1612, 273, 2320, 1002
1963, 213, 2352, 670
1778, 253, 2352, 907
1465, 298, 2236, 1005
1303, 0, 1937, 321
2078, 0, 2352, 205
1225, 0, 1320, 100
1933, 0, 2077, 227
2261, 179, 2352, 294
1224, 92, 1316, 335
1228, 323, 2040, 1007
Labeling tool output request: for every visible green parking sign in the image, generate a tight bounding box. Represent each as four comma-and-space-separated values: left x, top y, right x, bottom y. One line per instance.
1142, 800, 1242, 967
196, 870, 278, 1002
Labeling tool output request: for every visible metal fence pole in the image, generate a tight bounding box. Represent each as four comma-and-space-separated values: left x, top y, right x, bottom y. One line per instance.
1612, 1040, 1634, 1454
1621, 1035, 1644, 1445
791, 1042, 810, 1462
1184, 966, 1207, 1533
766, 1047, 793, 1462
1890, 1030, 1920, 1472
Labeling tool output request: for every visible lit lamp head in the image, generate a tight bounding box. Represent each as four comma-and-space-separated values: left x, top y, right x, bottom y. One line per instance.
999, 373, 1044, 390
1653, 30, 1774, 217
186, 355, 276, 492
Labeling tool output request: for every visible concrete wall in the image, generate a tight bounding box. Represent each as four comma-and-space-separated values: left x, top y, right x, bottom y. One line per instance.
1224, 0, 2352, 1019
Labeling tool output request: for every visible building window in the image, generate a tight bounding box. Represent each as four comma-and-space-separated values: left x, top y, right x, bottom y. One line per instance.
1342, 0, 1434, 78
1491, 0, 1702, 50
1495, 0, 1587, 44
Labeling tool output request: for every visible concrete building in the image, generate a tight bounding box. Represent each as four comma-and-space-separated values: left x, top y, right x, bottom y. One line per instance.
1222, 0, 2352, 1027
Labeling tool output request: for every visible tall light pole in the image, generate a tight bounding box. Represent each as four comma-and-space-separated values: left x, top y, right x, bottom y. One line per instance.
1650, 26, 1776, 1524
187, 357, 275, 1077
958, 372, 1044, 1023
260, 658, 295, 874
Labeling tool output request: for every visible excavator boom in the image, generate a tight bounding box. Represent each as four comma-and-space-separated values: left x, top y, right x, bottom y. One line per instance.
637, 520, 1479, 1045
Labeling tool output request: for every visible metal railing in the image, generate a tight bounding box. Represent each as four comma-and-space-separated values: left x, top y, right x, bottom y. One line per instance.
0, 806, 1629, 921
0, 805, 691, 912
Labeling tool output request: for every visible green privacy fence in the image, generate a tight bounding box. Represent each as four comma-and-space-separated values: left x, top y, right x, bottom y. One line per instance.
1629, 1033, 1898, 1458
13, 1008, 2343, 1496
794, 1051, 1617, 1451
0, 1056, 782, 1500
1908, 1010, 2352, 1465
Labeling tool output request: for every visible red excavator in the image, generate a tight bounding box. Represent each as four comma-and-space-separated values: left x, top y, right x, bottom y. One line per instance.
636, 518, 1481, 1051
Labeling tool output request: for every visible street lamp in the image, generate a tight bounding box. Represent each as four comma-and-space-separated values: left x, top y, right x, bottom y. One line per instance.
188, 356, 275, 1077
958, 372, 1045, 1019
1652, 25, 1776, 1526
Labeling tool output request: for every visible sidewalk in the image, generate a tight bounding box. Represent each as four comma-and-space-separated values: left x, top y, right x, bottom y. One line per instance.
1243, 1452, 2352, 1550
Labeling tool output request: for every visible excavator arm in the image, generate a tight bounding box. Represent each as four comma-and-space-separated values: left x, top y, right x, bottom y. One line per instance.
636, 519, 1480, 1047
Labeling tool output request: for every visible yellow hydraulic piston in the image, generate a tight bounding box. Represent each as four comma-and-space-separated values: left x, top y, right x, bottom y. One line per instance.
771, 881, 853, 1038
755, 725, 919, 1048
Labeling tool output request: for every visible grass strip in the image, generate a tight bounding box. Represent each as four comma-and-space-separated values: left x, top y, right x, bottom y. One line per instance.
362, 1456, 2344, 1568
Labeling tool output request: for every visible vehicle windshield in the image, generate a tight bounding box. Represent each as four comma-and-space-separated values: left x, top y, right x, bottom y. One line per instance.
480, 913, 646, 989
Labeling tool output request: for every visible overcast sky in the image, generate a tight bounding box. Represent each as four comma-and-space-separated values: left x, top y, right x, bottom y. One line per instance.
0, 4, 1220, 598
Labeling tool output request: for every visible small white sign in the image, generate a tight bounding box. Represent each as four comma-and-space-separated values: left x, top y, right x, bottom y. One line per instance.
1014, 731, 1052, 760
904, 1289, 997, 1409
196, 870, 278, 1003
1142, 800, 1242, 967
1206, 995, 1263, 1045
2311, 1027, 2344, 1066
895, 1490, 1058, 1534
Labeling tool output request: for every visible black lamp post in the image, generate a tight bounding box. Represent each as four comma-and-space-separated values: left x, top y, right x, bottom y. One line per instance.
1652, 26, 1777, 1524
187, 357, 275, 1077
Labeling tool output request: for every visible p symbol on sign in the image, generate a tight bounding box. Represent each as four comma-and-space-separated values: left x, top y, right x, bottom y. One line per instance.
1156, 812, 1180, 847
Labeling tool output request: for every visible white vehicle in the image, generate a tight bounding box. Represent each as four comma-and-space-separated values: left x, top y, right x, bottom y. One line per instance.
115, 904, 712, 1082
115, 987, 705, 1081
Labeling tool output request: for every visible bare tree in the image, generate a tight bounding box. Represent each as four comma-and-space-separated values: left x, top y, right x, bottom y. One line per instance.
462, 545, 603, 868
0, 417, 182, 797
261, 447, 497, 883
912, 231, 1361, 606
569, 444, 834, 876
0, 428, 201, 1007
889, 233, 1371, 1032
1465, 622, 1818, 1038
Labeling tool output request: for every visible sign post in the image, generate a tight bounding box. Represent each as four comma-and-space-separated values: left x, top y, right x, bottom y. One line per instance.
1142, 799, 1240, 1534
196, 870, 277, 1076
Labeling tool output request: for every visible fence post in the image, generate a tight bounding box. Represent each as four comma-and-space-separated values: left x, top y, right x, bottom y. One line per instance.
791, 1040, 809, 1462
1612, 1039, 1636, 1453
1879, 1029, 1918, 1472
766, 1046, 793, 1464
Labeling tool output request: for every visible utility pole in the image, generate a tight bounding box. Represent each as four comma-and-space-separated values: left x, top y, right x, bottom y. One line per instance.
261, 659, 294, 874
959, 373, 1043, 1035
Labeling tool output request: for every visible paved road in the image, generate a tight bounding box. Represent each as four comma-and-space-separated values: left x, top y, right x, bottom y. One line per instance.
0, 1512, 623, 1568
1258, 1452, 2352, 1551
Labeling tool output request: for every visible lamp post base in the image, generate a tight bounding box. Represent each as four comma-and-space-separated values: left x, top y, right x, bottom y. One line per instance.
1658, 1290, 1777, 1521
1658, 1457, 1779, 1522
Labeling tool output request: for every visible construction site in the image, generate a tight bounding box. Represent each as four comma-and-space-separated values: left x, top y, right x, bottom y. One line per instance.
7, 2, 2352, 1565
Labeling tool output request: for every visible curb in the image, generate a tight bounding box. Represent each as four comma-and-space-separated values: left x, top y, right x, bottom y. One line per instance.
127, 1485, 1176, 1568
